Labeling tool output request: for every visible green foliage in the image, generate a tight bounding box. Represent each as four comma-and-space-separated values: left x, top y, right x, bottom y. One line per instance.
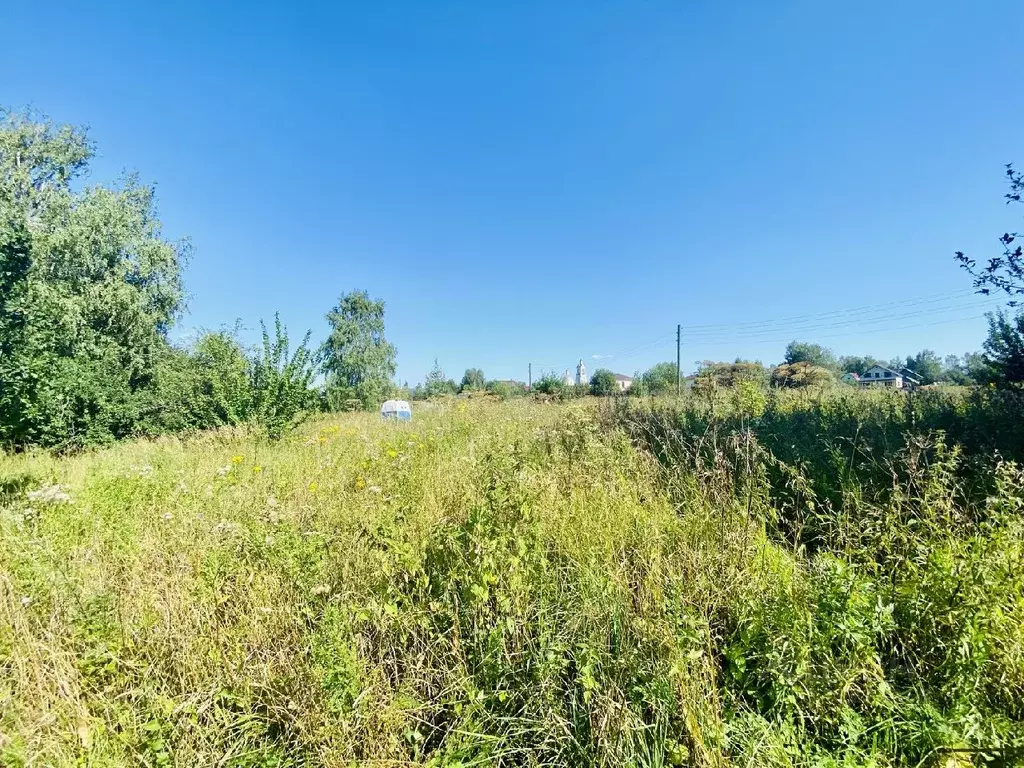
531, 373, 565, 396
0, 110, 189, 449
610, 388, 1024, 765
837, 355, 882, 376
904, 349, 943, 384
942, 351, 990, 385
770, 361, 835, 388
589, 368, 617, 396
485, 379, 526, 399
190, 329, 251, 425
150, 329, 254, 433
423, 359, 458, 398
5, 393, 1024, 765
694, 360, 768, 392
460, 367, 486, 392
532, 373, 585, 399
784, 341, 838, 370
641, 361, 679, 395
247, 314, 317, 440
982, 310, 1024, 387
320, 290, 396, 411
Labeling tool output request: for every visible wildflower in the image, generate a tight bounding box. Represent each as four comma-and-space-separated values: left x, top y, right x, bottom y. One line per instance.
368, 485, 382, 493
387, 449, 398, 459
26, 485, 71, 505
253, 466, 263, 474
20, 596, 32, 607
267, 496, 279, 508
354, 476, 366, 490
160, 512, 173, 521
215, 466, 230, 477
308, 482, 318, 492
231, 455, 244, 464
311, 584, 331, 596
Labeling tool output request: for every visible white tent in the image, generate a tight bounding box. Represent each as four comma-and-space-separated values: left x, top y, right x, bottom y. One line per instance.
380, 399, 412, 421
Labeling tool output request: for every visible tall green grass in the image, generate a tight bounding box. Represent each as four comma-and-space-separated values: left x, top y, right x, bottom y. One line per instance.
2, 394, 1022, 766
610, 389, 1024, 766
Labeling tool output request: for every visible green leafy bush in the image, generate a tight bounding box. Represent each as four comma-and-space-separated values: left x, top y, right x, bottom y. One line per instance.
247, 314, 317, 440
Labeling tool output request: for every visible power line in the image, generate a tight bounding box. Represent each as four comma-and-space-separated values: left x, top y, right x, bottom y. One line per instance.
682, 312, 991, 348
682, 289, 977, 332
679, 299, 1000, 342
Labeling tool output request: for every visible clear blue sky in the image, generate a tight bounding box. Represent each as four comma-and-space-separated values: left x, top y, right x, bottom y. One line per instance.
3, 1, 1021, 382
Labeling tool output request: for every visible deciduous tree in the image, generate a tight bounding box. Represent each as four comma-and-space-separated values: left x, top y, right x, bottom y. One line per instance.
590, 369, 617, 396
0, 109, 188, 448
904, 350, 943, 385
784, 341, 837, 370
461, 368, 485, 391
641, 361, 679, 395
321, 290, 397, 410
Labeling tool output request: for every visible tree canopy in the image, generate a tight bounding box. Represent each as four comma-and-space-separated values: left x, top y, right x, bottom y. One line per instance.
461, 368, 485, 391
982, 311, 1024, 386
838, 355, 882, 376
771, 362, 835, 389
1, 109, 188, 447
904, 350, 943, 385
590, 369, 617, 396
424, 359, 457, 397
641, 362, 679, 395
784, 341, 837, 370
320, 290, 397, 410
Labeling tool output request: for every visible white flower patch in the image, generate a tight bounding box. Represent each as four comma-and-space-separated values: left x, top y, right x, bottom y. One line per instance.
26, 485, 71, 505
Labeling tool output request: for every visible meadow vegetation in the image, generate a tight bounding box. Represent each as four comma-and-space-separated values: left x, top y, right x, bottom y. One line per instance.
3, 389, 1024, 766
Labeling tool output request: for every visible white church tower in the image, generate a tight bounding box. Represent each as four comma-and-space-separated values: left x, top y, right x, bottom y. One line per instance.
576, 359, 587, 386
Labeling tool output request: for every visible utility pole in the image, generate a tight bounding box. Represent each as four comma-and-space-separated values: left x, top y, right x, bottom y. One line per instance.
528, 362, 532, 391
676, 324, 681, 396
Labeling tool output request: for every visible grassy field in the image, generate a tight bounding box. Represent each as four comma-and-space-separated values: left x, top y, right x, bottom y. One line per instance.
2, 395, 1023, 766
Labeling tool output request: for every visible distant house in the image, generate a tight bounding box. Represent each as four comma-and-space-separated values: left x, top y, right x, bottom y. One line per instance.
840, 372, 860, 385
612, 373, 633, 392
859, 365, 921, 390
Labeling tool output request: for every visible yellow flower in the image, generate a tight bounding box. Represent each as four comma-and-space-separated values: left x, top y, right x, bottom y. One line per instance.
231, 455, 244, 464
387, 449, 398, 459
252, 466, 263, 474
308, 482, 318, 492
354, 476, 366, 490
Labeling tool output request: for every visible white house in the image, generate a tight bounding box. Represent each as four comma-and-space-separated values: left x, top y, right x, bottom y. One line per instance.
612, 373, 633, 392
859, 365, 921, 389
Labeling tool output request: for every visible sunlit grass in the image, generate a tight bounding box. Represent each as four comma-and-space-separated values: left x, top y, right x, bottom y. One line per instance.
3, 396, 1023, 766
